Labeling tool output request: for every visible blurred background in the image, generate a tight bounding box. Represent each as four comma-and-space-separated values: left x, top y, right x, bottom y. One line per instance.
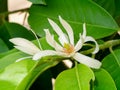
8, 0, 31, 28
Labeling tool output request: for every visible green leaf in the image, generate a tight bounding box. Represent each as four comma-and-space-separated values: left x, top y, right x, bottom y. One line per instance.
0, 60, 36, 90
55, 64, 95, 90
0, 39, 9, 53
0, 22, 34, 48
28, 0, 46, 5
0, 49, 17, 58
102, 49, 120, 90
28, 0, 118, 39
0, 53, 64, 90
21, 56, 63, 90
94, 69, 117, 90
0, 52, 29, 70
93, 0, 116, 16
115, 0, 120, 17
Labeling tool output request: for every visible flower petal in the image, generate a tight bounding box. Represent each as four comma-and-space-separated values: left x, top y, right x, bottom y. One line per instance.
82, 23, 87, 39
33, 50, 66, 60
73, 53, 101, 69
14, 46, 39, 55
74, 34, 83, 52
44, 29, 63, 51
59, 16, 74, 45
10, 38, 40, 55
84, 36, 99, 54
58, 33, 69, 46
48, 18, 68, 45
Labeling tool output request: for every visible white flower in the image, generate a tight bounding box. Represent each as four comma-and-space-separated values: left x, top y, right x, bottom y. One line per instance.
33, 16, 101, 69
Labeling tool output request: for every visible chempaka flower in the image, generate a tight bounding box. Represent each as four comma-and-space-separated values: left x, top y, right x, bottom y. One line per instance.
33, 16, 101, 69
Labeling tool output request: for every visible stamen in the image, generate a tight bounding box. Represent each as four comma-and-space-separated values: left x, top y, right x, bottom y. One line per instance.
63, 43, 74, 54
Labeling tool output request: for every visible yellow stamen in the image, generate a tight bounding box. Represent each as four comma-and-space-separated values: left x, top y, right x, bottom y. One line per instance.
63, 43, 74, 54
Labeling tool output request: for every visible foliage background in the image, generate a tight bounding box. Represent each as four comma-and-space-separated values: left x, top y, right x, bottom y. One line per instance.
0, 0, 120, 90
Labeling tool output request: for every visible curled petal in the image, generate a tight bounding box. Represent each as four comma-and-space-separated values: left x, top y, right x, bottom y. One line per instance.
9, 38, 40, 55
44, 29, 63, 51
82, 23, 87, 39
74, 34, 83, 52
59, 16, 74, 45
48, 18, 68, 44
33, 50, 66, 60
84, 36, 99, 54
73, 53, 101, 69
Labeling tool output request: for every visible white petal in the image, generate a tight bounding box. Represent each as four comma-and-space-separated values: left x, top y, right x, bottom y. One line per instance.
82, 23, 87, 39
10, 38, 40, 55
59, 16, 74, 45
33, 50, 66, 60
48, 18, 68, 44
44, 29, 63, 51
74, 34, 83, 52
73, 53, 101, 69
58, 34, 69, 46
63, 60, 73, 68
14, 46, 39, 55
84, 36, 99, 54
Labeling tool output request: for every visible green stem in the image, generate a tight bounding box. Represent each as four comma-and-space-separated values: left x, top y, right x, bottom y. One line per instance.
81, 39, 120, 55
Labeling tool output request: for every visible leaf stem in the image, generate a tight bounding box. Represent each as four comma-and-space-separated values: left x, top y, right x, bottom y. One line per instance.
81, 39, 120, 55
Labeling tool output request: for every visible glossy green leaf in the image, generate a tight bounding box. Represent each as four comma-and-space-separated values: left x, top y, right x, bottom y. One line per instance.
94, 69, 117, 90
115, 0, 120, 26
102, 49, 120, 90
28, 0, 118, 39
0, 56, 64, 90
115, 0, 120, 17
93, 0, 115, 16
0, 22, 34, 48
28, 0, 46, 5
0, 52, 29, 70
0, 60, 36, 90
0, 39, 9, 53
0, 49, 17, 58
21, 56, 63, 90
55, 64, 95, 90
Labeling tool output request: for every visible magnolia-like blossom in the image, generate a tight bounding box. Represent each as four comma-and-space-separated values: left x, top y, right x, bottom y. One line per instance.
33, 16, 102, 69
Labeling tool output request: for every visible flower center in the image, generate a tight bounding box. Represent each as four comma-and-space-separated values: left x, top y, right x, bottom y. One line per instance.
63, 43, 75, 54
